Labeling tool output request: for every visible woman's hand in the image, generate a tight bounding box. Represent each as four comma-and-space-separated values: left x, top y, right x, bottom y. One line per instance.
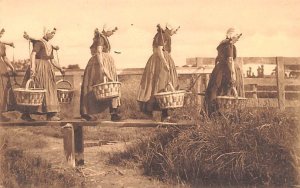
9, 42, 15, 48
30, 66, 36, 78
10, 66, 17, 76
163, 59, 170, 71
60, 68, 65, 76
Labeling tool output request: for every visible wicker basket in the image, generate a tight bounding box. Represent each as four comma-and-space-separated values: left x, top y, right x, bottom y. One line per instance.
92, 76, 121, 100
13, 79, 46, 106
57, 79, 74, 103
216, 96, 247, 110
154, 83, 185, 109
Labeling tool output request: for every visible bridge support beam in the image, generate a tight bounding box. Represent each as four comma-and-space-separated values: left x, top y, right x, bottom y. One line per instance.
62, 123, 84, 167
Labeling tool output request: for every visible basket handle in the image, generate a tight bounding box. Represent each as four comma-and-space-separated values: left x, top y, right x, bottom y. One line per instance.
165, 82, 175, 92
56, 79, 73, 89
25, 79, 36, 90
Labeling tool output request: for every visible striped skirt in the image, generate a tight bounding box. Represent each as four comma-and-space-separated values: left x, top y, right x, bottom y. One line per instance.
19, 59, 60, 113
137, 51, 179, 112
0, 59, 15, 112
80, 53, 120, 116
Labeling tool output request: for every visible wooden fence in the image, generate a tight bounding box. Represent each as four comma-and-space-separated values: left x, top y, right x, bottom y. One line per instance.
11, 56, 300, 117
187, 56, 300, 109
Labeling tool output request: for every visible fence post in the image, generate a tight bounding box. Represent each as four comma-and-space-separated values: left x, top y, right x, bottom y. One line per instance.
72, 71, 82, 117
276, 57, 285, 110
250, 84, 258, 99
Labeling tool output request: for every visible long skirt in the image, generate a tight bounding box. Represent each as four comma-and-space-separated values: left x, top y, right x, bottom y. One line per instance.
0, 59, 15, 113
80, 53, 120, 116
137, 51, 178, 113
204, 60, 244, 116
18, 59, 60, 114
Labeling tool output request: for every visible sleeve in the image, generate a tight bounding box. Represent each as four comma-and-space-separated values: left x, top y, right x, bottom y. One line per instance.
32, 41, 42, 53
233, 45, 237, 59
152, 33, 164, 47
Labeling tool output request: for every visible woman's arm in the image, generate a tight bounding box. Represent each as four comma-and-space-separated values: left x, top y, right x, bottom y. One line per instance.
157, 46, 169, 71
30, 52, 36, 77
2, 55, 15, 71
96, 45, 112, 80
50, 59, 64, 75
96, 46, 104, 65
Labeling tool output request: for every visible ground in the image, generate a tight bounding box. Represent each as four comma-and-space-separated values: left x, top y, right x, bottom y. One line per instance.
0, 123, 187, 188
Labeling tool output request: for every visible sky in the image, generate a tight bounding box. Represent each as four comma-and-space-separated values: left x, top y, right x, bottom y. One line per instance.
0, 0, 299, 71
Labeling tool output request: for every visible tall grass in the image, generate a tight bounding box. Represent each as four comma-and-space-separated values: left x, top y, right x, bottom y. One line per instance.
109, 108, 300, 186
0, 128, 84, 187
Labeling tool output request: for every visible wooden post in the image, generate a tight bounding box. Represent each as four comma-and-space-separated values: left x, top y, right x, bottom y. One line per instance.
72, 71, 82, 118
74, 124, 84, 166
250, 84, 258, 99
240, 57, 246, 97
195, 74, 202, 105
62, 123, 75, 167
205, 74, 210, 89
276, 57, 285, 110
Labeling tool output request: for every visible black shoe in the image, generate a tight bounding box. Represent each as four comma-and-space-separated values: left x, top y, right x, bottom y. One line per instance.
111, 114, 122, 122
21, 114, 35, 122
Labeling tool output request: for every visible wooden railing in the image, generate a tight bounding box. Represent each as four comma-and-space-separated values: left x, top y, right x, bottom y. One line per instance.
187, 56, 300, 109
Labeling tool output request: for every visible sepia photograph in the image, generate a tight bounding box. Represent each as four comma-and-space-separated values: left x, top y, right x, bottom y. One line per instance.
0, 0, 299, 187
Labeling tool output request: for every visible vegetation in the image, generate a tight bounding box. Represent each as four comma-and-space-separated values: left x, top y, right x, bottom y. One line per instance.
109, 108, 300, 186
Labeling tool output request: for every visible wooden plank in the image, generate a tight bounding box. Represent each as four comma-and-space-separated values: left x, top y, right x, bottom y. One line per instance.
282, 57, 300, 65
277, 57, 285, 110
285, 91, 300, 94
245, 91, 277, 93
245, 98, 278, 108
0, 119, 194, 127
286, 99, 300, 107
242, 57, 277, 65
244, 78, 277, 86
116, 67, 214, 75
284, 79, 300, 86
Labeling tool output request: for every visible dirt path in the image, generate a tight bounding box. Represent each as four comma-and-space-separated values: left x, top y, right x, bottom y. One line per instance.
14, 128, 178, 188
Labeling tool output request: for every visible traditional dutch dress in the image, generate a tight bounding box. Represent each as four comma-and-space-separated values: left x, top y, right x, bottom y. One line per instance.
204, 39, 244, 116
80, 33, 120, 116
137, 30, 179, 113
20, 38, 60, 113
0, 43, 15, 112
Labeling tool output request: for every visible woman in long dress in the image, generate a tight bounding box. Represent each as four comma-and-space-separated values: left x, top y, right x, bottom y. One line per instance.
204, 28, 244, 116
137, 23, 179, 121
80, 25, 121, 121
20, 27, 64, 121
0, 28, 16, 121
